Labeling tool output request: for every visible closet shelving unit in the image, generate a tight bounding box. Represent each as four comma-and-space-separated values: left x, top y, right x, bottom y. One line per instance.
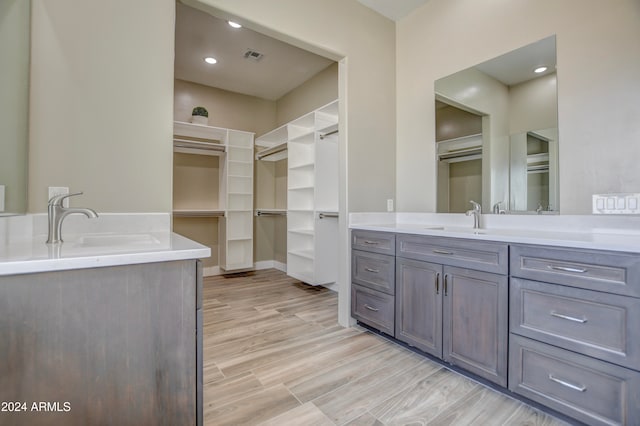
255, 100, 339, 286
173, 121, 254, 275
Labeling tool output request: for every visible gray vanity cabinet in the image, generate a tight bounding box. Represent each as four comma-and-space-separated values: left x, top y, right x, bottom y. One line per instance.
0, 260, 202, 426
395, 257, 442, 357
509, 244, 640, 425
395, 235, 509, 386
351, 230, 396, 336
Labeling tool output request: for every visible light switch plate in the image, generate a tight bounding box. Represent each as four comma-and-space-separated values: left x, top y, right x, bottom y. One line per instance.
592, 193, 640, 214
48, 187, 70, 208
0, 185, 5, 212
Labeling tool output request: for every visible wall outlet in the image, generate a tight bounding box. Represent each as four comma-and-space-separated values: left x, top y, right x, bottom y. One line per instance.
0, 185, 5, 212
592, 193, 640, 214
48, 187, 70, 208
387, 199, 394, 212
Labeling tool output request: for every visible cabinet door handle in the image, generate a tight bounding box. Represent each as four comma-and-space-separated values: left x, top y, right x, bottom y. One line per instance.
549, 265, 587, 273
364, 304, 379, 312
548, 374, 587, 392
364, 267, 380, 273
550, 311, 587, 323
433, 249, 454, 255
435, 273, 440, 295
363, 240, 379, 245
444, 274, 449, 296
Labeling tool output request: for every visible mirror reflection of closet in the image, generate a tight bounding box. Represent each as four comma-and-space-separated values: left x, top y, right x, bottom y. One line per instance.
510, 127, 559, 212
434, 35, 558, 214
435, 100, 484, 213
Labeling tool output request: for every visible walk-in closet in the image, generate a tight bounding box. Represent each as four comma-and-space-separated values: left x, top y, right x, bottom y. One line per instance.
172, 2, 340, 287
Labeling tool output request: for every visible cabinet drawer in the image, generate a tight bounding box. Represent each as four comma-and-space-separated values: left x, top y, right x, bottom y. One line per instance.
511, 278, 640, 370
352, 250, 395, 295
351, 284, 394, 336
396, 234, 508, 275
352, 230, 395, 255
511, 244, 640, 297
509, 335, 640, 426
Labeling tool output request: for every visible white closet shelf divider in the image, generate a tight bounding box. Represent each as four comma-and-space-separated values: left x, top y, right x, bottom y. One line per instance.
173, 121, 254, 275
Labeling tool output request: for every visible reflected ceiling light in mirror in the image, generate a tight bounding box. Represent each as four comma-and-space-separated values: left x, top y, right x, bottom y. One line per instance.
204, 57, 217, 64
228, 21, 242, 29
534, 66, 548, 73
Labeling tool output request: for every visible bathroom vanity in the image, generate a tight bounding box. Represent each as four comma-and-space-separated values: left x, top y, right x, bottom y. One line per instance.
0, 214, 209, 426
351, 215, 640, 426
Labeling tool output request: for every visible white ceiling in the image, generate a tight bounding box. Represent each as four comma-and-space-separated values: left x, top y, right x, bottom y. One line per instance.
357, 0, 431, 20
174, 3, 334, 101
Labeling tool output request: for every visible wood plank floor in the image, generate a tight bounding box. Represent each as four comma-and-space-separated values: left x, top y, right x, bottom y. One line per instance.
203, 269, 568, 426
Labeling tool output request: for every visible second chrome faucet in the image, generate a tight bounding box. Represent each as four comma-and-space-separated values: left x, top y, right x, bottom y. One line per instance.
466, 200, 482, 229
47, 192, 99, 244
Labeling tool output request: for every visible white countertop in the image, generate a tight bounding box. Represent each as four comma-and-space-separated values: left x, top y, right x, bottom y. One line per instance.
350, 213, 640, 253
0, 213, 210, 276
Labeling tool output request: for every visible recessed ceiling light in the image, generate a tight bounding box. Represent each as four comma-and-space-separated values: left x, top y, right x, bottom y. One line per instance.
228, 21, 242, 29
204, 57, 217, 65
534, 66, 548, 73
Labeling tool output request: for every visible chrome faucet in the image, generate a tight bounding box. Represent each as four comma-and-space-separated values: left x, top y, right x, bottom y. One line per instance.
466, 200, 482, 229
47, 192, 98, 244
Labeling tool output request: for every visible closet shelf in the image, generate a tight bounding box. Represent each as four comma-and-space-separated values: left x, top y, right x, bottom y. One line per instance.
437, 133, 483, 163
288, 249, 314, 260
288, 185, 314, 191
289, 162, 314, 170
173, 139, 226, 156
289, 228, 314, 236
173, 209, 225, 218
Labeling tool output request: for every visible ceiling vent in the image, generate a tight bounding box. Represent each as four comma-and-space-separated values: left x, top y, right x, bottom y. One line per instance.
243, 49, 264, 61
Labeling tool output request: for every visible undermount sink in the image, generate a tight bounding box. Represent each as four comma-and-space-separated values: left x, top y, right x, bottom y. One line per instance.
424, 226, 487, 235
74, 233, 161, 248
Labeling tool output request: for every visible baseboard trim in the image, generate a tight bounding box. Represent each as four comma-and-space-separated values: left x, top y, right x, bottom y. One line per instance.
203, 261, 287, 277
254, 260, 287, 272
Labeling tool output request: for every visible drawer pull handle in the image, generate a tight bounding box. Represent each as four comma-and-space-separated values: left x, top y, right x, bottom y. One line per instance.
550, 311, 587, 323
365, 268, 380, 273
364, 304, 379, 312
435, 273, 440, 295
433, 249, 454, 255
363, 240, 379, 245
548, 374, 587, 392
444, 274, 449, 296
549, 265, 588, 273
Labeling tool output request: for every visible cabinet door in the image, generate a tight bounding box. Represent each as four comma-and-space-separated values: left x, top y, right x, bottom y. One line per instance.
395, 258, 442, 357
443, 266, 508, 386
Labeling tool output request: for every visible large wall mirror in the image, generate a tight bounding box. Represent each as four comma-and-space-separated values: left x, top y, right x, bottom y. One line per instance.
0, 0, 30, 216
435, 35, 558, 214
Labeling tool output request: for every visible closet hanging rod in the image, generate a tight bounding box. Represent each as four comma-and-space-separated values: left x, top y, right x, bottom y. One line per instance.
255, 210, 287, 217
318, 212, 339, 219
256, 143, 287, 160
173, 139, 226, 152
319, 129, 339, 140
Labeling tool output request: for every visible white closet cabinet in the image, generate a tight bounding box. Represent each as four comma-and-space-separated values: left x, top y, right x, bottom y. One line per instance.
256, 100, 339, 286
173, 121, 254, 274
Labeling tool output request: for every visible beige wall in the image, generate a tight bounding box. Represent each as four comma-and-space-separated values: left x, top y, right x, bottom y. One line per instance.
29, 0, 175, 213
184, 0, 396, 213
174, 79, 277, 136
509, 73, 558, 135
276, 62, 339, 127
398, 0, 640, 214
